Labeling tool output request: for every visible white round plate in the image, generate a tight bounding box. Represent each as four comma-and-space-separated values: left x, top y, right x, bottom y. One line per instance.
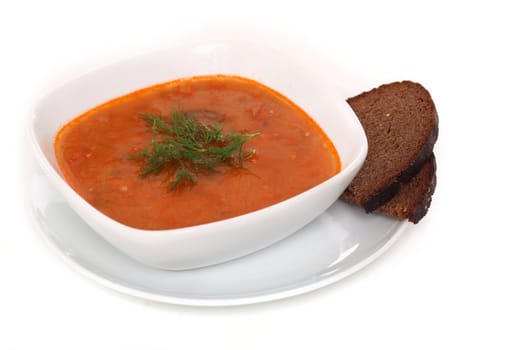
30, 162, 409, 306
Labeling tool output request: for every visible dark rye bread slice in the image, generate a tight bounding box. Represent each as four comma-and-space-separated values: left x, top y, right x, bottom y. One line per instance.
376, 153, 436, 223
341, 81, 438, 212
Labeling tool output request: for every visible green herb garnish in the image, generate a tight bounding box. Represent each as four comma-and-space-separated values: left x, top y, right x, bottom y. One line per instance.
131, 110, 258, 190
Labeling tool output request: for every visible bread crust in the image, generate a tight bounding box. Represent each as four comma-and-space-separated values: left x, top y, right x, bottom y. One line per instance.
408, 159, 436, 223
377, 154, 437, 223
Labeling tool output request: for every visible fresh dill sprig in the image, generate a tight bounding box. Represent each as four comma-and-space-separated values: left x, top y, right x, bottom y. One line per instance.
131, 110, 258, 190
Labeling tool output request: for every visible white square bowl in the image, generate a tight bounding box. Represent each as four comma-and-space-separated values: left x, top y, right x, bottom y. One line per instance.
29, 41, 368, 270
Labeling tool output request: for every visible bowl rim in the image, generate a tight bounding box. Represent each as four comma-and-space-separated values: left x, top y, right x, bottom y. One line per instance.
28, 40, 368, 238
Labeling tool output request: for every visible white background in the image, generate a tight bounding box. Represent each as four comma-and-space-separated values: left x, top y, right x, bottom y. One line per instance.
2, 0, 524, 349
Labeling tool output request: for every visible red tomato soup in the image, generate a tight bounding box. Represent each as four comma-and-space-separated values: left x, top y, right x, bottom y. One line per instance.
54, 75, 340, 230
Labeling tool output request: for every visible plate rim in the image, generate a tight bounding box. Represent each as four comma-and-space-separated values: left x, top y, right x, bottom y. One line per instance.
28, 175, 409, 306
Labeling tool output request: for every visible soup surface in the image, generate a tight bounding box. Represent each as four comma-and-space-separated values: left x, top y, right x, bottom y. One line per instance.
55, 75, 340, 230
